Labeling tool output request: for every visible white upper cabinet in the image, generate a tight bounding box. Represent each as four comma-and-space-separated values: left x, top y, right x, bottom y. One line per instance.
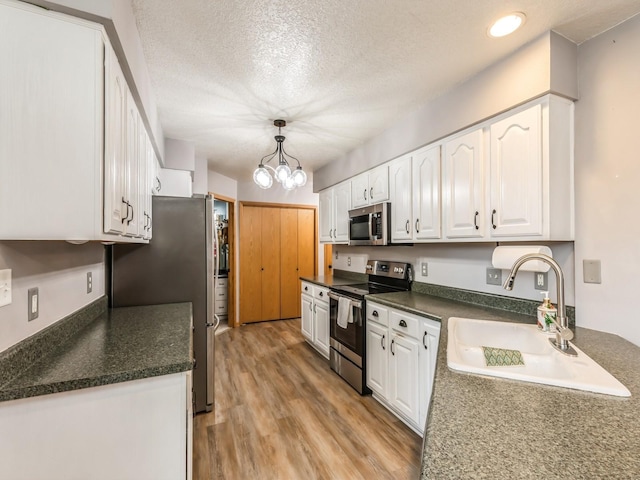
351, 164, 389, 208
443, 95, 574, 242
389, 154, 413, 242
319, 181, 351, 243
104, 44, 128, 235
444, 129, 485, 239
318, 95, 573, 245
0, 2, 156, 242
413, 145, 442, 240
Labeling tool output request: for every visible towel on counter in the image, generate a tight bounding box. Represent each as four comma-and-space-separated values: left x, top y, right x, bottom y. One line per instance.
337, 296, 353, 329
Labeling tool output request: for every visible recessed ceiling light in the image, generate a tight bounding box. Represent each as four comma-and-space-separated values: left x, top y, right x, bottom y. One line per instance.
488, 12, 526, 38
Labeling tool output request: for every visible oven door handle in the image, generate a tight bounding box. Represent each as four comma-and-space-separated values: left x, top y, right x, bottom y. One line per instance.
328, 292, 363, 311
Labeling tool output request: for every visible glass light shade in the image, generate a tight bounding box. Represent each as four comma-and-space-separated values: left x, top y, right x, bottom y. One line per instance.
283, 174, 296, 190
253, 165, 273, 189
291, 167, 307, 187
488, 13, 525, 37
274, 163, 291, 183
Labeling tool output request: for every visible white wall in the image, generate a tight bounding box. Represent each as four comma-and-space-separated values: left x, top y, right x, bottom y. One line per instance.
574, 13, 640, 346
333, 243, 575, 307
0, 242, 105, 353
208, 170, 238, 200
192, 156, 208, 195
314, 31, 578, 191
164, 138, 195, 171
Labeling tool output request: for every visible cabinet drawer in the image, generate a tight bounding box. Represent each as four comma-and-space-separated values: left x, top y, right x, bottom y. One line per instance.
214, 287, 227, 301
390, 310, 420, 339
301, 282, 314, 296
215, 301, 228, 314
314, 286, 330, 302
216, 277, 228, 288
367, 302, 388, 327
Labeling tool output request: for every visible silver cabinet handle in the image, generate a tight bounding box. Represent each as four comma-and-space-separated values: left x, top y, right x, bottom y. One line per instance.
399, 319, 407, 328
333, 228, 336, 238
329, 229, 333, 238
381, 334, 385, 350
423, 331, 428, 349
364, 189, 367, 201
309, 302, 313, 311
474, 211, 479, 230
319, 291, 324, 297
415, 219, 420, 233
492, 209, 497, 230
313, 304, 316, 313
391, 339, 395, 355
405, 220, 410, 234
370, 187, 373, 200
372, 310, 379, 317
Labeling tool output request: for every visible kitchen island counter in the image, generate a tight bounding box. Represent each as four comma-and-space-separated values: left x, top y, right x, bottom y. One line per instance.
368, 291, 640, 479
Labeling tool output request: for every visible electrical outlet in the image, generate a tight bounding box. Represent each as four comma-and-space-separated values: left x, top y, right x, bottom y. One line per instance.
28, 287, 39, 321
0, 269, 11, 308
486, 268, 502, 286
86, 272, 93, 294
534, 272, 548, 290
347, 257, 351, 266
421, 262, 428, 276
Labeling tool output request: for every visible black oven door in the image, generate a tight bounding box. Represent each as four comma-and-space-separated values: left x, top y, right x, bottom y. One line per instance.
349, 213, 372, 244
329, 292, 364, 357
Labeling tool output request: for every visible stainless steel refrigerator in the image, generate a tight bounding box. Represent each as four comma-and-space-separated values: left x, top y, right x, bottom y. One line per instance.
109, 194, 217, 413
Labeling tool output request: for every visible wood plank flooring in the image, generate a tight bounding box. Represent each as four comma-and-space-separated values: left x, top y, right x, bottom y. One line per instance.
193, 319, 422, 479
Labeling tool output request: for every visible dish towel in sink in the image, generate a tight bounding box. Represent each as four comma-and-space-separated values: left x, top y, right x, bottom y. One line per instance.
481, 346, 525, 366
337, 297, 353, 329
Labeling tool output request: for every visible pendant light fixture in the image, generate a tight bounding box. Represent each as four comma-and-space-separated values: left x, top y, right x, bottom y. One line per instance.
253, 119, 307, 190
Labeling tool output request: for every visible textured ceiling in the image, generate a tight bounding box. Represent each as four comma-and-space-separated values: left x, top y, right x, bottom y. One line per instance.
131, 0, 640, 181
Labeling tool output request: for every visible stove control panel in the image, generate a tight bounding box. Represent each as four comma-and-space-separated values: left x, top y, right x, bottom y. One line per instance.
366, 260, 412, 280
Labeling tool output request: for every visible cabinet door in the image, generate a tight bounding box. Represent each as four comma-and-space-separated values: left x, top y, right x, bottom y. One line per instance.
419, 328, 439, 429
413, 145, 441, 240
301, 294, 314, 341
351, 174, 369, 208
369, 165, 389, 203
389, 155, 413, 242
319, 189, 334, 242
389, 334, 420, 424
136, 115, 149, 238
239, 205, 263, 323
366, 322, 388, 397
333, 182, 351, 243
261, 207, 281, 321
103, 45, 127, 235
124, 90, 140, 237
444, 129, 485, 238
490, 105, 543, 237
314, 300, 330, 358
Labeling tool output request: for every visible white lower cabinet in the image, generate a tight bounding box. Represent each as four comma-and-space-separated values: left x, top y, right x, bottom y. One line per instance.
366, 301, 441, 435
0, 372, 193, 480
300, 282, 330, 359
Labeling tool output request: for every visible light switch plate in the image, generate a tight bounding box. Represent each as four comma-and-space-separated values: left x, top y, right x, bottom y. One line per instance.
583, 259, 602, 284
87, 272, 93, 294
28, 287, 39, 321
0, 269, 11, 308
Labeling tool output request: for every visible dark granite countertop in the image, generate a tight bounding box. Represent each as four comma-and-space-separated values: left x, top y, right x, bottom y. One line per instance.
366, 291, 640, 479
300, 274, 365, 288
0, 301, 193, 402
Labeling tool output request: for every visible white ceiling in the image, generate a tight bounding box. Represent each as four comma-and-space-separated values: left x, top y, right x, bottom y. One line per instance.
131, 0, 640, 181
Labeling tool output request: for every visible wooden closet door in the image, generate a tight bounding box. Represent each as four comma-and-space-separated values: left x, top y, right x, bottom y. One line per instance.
280, 208, 299, 319
260, 207, 281, 321
239, 205, 263, 323
298, 208, 316, 279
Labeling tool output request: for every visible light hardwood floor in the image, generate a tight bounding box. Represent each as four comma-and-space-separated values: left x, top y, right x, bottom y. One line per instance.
193, 319, 422, 479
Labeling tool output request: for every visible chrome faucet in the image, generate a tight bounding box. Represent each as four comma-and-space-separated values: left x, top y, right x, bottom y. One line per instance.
503, 253, 577, 356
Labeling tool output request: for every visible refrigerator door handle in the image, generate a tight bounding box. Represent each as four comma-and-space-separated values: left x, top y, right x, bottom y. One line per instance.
206, 322, 215, 408
206, 314, 221, 330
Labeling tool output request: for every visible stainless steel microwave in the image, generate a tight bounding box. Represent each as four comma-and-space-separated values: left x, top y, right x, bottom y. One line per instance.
348, 202, 391, 246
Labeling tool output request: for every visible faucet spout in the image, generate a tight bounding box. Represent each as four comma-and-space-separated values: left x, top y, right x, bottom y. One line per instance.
503, 253, 577, 356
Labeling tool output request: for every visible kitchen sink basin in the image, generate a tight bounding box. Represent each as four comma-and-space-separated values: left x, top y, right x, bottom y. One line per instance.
447, 317, 631, 397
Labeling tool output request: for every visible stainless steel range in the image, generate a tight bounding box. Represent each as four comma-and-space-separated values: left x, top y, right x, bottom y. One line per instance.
329, 260, 412, 394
